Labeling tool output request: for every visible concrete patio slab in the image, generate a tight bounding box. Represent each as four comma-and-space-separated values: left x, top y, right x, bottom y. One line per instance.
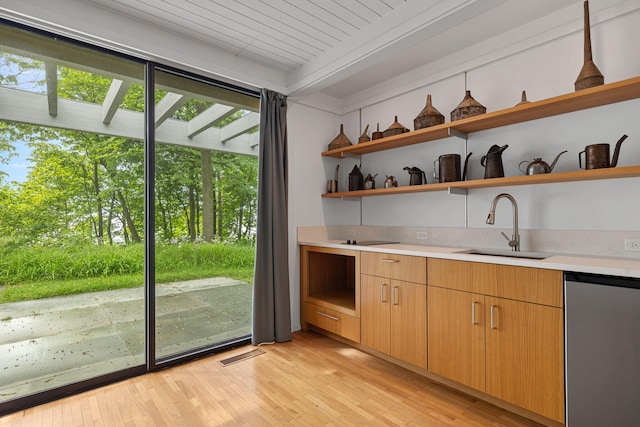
0, 278, 251, 401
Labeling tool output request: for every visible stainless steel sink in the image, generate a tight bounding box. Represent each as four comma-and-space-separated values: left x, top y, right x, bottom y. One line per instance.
459, 248, 553, 260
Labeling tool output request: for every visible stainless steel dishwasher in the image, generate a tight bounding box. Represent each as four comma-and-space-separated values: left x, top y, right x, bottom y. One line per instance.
564, 272, 640, 427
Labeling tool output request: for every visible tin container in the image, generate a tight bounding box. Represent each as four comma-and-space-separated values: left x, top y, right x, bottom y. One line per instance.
371, 123, 384, 140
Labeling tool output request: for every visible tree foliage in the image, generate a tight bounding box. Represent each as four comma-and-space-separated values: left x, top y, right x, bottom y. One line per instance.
0, 57, 258, 246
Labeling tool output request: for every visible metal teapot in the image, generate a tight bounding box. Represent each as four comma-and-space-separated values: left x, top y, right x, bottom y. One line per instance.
579, 134, 628, 170
364, 173, 377, 190
519, 150, 567, 175
403, 166, 427, 185
383, 175, 398, 188
480, 144, 509, 179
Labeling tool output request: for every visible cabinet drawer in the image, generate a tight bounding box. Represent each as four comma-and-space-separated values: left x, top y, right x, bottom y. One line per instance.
427, 258, 474, 292
304, 302, 360, 342
495, 265, 563, 308
428, 259, 562, 307
361, 252, 426, 283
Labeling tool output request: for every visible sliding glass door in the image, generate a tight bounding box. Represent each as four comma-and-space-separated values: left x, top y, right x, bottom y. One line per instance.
0, 22, 257, 413
0, 24, 146, 401
152, 69, 257, 360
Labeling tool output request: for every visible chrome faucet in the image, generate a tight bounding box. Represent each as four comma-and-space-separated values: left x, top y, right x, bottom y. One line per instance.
486, 193, 520, 251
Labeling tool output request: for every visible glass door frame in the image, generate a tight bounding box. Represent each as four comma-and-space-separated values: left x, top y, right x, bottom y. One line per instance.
0, 20, 256, 416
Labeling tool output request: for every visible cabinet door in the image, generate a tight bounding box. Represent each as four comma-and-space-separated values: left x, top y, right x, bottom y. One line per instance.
360, 274, 390, 354
390, 280, 427, 369
485, 297, 564, 423
427, 286, 485, 390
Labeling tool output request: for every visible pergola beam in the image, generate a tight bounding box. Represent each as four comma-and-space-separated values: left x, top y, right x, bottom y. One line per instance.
0, 86, 258, 156
102, 79, 131, 124
154, 92, 187, 126
44, 61, 57, 117
187, 104, 236, 138
221, 112, 259, 143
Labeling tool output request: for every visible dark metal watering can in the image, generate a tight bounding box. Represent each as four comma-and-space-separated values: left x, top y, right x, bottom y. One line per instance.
480, 144, 509, 179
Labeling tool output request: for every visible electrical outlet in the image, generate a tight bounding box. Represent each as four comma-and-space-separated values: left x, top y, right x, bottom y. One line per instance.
416, 231, 428, 240
347, 229, 357, 237
624, 238, 640, 252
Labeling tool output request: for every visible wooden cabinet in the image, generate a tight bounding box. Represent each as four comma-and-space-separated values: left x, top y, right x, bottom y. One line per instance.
300, 246, 361, 342
484, 296, 564, 423
427, 259, 564, 423
361, 252, 427, 368
321, 76, 640, 198
303, 301, 360, 342
427, 286, 485, 390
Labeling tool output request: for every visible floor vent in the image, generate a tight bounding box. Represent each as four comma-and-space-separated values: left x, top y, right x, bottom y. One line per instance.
219, 348, 265, 366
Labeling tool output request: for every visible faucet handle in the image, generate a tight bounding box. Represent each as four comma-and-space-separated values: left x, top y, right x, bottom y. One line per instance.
500, 232, 511, 242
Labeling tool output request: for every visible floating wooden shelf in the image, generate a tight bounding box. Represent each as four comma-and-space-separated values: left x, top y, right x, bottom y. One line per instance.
322, 76, 640, 158
322, 166, 640, 198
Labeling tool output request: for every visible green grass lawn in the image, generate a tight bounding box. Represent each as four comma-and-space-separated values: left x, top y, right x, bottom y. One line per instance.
0, 242, 254, 303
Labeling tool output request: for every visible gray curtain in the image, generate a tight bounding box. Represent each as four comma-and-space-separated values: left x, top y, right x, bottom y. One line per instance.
252, 89, 291, 345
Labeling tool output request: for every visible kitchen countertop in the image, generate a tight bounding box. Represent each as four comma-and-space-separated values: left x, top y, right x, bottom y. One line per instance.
298, 239, 640, 279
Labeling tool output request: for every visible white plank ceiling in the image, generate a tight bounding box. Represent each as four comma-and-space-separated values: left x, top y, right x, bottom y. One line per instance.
89, 0, 410, 73
86, 0, 590, 98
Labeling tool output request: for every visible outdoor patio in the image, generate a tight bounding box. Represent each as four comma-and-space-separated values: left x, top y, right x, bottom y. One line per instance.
0, 278, 251, 399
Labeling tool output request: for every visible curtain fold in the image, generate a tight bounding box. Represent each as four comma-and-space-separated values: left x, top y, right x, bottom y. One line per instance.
252, 89, 291, 345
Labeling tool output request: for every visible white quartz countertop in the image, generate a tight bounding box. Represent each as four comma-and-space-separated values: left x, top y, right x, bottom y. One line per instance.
298, 239, 640, 279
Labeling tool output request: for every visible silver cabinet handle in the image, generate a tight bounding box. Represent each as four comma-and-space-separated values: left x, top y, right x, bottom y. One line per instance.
316, 311, 339, 321
472, 301, 479, 325
381, 283, 388, 302
392, 286, 399, 305
381, 259, 399, 263
490, 305, 497, 330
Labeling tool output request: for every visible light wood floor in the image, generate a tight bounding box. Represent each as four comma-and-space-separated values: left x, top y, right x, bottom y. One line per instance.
1, 332, 544, 426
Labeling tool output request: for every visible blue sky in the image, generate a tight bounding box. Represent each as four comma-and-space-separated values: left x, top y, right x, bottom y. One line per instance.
1, 141, 31, 183
0, 55, 43, 184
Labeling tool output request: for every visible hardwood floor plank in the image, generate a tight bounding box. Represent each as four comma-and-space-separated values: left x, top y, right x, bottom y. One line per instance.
0, 332, 548, 426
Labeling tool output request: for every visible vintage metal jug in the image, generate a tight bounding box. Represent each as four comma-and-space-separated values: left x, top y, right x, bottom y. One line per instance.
403, 166, 427, 186
383, 175, 398, 188
480, 144, 509, 179
519, 151, 567, 175
364, 173, 377, 190
434, 153, 472, 183
579, 134, 628, 170
348, 164, 364, 191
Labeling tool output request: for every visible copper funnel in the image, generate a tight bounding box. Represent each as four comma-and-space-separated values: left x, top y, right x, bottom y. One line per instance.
516, 90, 530, 106
450, 90, 486, 122
358, 124, 370, 143
328, 124, 352, 150
414, 94, 445, 130
575, 1, 604, 91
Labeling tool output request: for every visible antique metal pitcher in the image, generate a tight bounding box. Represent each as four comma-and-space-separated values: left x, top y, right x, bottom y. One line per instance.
480, 145, 509, 179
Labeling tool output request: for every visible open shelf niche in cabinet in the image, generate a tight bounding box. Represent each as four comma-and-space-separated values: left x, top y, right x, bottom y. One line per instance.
321, 76, 640, 198
301, 246, 360, 315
